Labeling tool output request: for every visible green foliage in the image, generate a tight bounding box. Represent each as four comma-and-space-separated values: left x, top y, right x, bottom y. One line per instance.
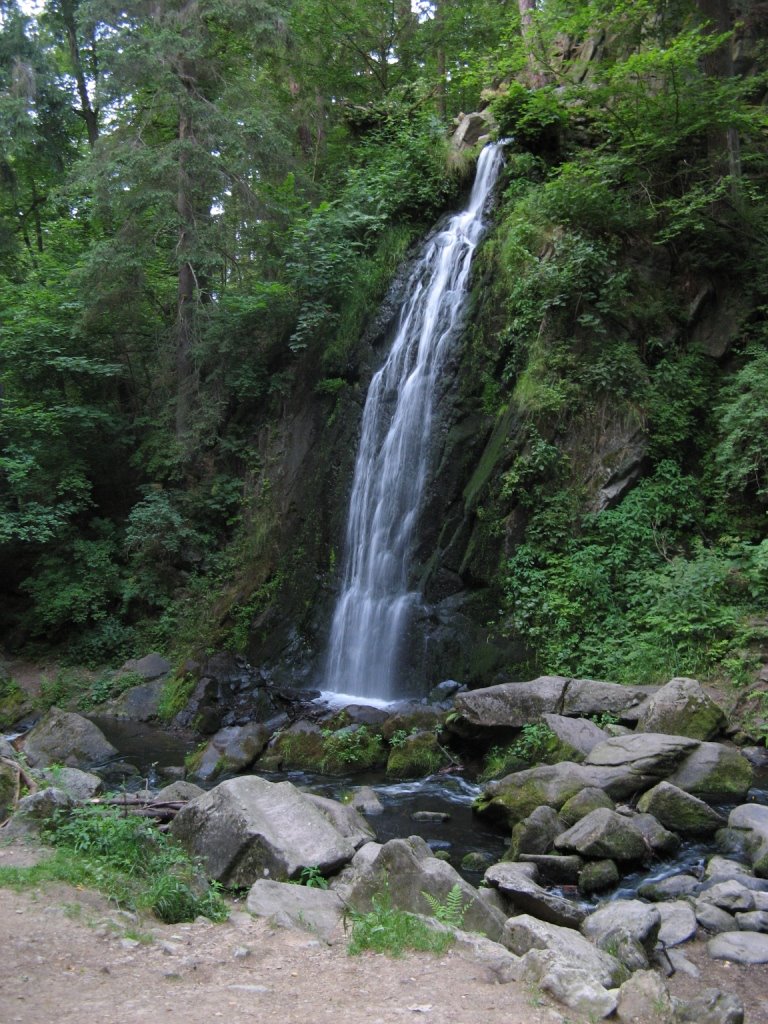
0, 675, 27, 728
346, 890, 454, 958
479, 722, 558, 781
294, 866, 329, 889
421, 884, 468, 929
714, 344, 768, 501
158, 674, 196, 723
320, 725, 385, 774
36, 668, 91, 711
37, 805, 228, 924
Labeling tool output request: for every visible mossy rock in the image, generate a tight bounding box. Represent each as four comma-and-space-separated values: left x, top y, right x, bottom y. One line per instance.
386, 731, 446, 779
380, 708, 445, 742
474, 764, 590, 826
579, 859, 619, 895
0, 763, 16, 823
319, 725, 387, 775
0, 678, 30, 730
559, 787, 615, 828
257, 730, 326, 772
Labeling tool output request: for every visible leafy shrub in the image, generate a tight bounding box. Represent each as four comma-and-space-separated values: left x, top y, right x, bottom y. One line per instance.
320, 725, 385, 774
346, 890, 453, 958
41, 805, 228, 924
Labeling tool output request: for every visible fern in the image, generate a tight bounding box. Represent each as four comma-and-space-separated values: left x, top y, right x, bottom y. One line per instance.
421, 883, 468, 929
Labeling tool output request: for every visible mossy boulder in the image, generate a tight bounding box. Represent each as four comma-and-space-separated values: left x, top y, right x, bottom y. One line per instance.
386, 731, 446, 779
509, 804, 563, 858
0, 677, 30, 729
554, 808, 648, 862
579, 859, 620, 895
0, 762, 16, 822
257, 722, 325, 772
380, 707, 445, 742
475, 763, 600, 826
668, 742, 753, 799
637, 781, 726, 836
635, 677, 726, 740
320, 725, 387, 775
559, 787, 615, 828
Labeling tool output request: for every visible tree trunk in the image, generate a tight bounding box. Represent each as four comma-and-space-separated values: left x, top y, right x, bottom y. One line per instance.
175, 100, 197, 444
59, 0, 99, 147
517, 0, 547, 87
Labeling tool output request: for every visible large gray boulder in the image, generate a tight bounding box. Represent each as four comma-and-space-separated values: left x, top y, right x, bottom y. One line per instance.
634, 677, 726, 740
581, 899, 661, 954
668, 743, 753, 799
39, 766, 103, 800
509, 804, 563, 856
341, 836, 507, 942
559, 787, 615, 827
476, 761, 644, 826
120, 653, 171, 679
554, 808, 648, 861
21, 707, 118, 769
455, 676, 656, 729
708, 930, 768, 963
502, 914, 624, 987
304, 794, 376, 849
673, 989, 745, 1024
102, 678, 165, 721
3, 787, 76, 836
584, 733, 700, 780
728, 804, 768, 876
656, 901, 698, 946
170, 776, 359, 886
484, 861, 586, 928
637, 781, 726, 836
246, 879, 344, 941
541, 714, 607, 759
189, 722, 275, 782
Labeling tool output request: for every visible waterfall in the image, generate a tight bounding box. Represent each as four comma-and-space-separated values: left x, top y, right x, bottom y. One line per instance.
323, 143, 505, 702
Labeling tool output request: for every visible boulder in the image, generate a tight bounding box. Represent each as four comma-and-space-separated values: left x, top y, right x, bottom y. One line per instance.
728, 804, 768, 877
246, 879, 344, 941
188, 722, 274, 782
120, 653, 171, 679
584, 733, 700, 780
541, 714, 607, 759
519, 854, 583, 885
616, 970, 673, 1024
698, 880, 755, 913
635, 677, 726, 740
502, 914, 624, 987
170, 776, 357, 886
582, 899, 661, 954
342, 836, 507, 942
631, 813, 681, 856
455, 676, 656, 729
39, 766, 103, 801
483, 861, 586, 928
695, 902, 736, 933
103, 678, 166, 721
21, 708, 118, 770
4, 787, 76, 836
153, 780, 203, 801
638, 874, 700, 902
554, 808, 648, 861
0, 761, 17, 822
735, 910, 768, 932
509, 804, 563, 856
526, 950, 618, 1019
304, 794, 375, 849
349, 786, 383, 815
656, 901, 698, 946
476, 761, 641, 826
559, 787, 615, 827
704, 856, 754, 882
579, 859, 620, 895
668, 743, 753, 799
707, 930, 768, 963
673, 989, 744, 1024
637, 782, 726, 836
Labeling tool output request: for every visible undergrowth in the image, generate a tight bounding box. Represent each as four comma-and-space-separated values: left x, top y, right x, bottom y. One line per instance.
0, 805, 228, 925
346, 891, 454, 958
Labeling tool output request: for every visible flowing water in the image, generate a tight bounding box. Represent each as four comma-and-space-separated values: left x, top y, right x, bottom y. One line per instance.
324, 143, 506, 702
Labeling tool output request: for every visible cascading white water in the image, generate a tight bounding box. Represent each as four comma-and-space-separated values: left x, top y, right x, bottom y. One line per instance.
324, 143, 505, 702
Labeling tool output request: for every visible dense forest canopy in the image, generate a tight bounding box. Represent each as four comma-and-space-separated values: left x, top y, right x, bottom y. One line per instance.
1, 0, 767, 702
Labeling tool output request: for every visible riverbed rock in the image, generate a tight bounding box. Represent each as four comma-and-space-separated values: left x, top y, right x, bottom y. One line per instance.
708, 930, 768, 963
484, 861, 586, 928
4, 787, 77, 836
21, 707, 119, 770
559, 787, 615, 827
635, 677, 726, 740
673, 989, 745, 1024
188, 722, 274, 782
735, 910, 768, 931
454, 676, 656, 729
637, 781, 726, 835
616, 970, 673, 1024
510, 804, 563, 856
630, 812, 681, 856
582, 899, 661, 954
475, 761, 636, 826
656, 901, 698, 946
525, 950, 619, 1019
541, 714, 607, 759
155, 780, 204, 801
584, 733, 700, 781
704, 856, 754, 882
727, 804, 768, 876
554, 807, 648, 861
518, 854, 583, 885
342, 835, 507, 941
121, 653, 171, 680
638, 873, 699, 902
245, 879, 344, 941
502, 914, 624, 987
170, 776, 358, 886
0, 761, 15, 822
695, 901, 736, 933
668, 743, 753, 799
698, 880, 755, 913
349, 786, 384, 815
578, 859, 620, 895
39, 766, 103, 800
305, 794, 375, 849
